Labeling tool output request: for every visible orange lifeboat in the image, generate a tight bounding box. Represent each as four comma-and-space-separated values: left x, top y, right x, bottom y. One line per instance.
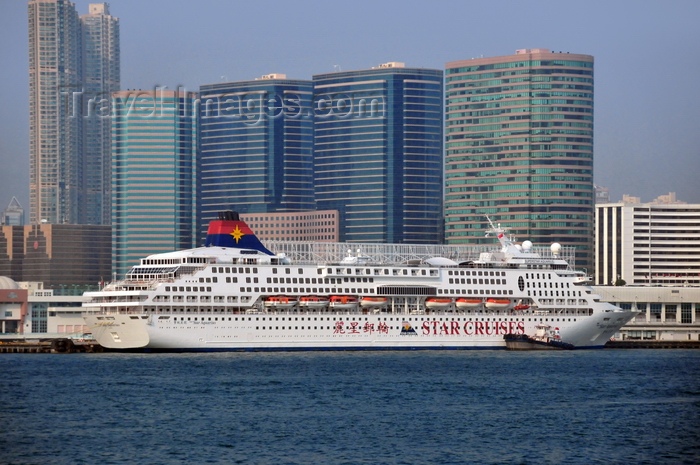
425, 297, 452, 310
485, 298, 511, 309
264, 295, 298, 309
360, 296, 388, 308
513, 303, 530, 311
455, 298, 482, 309
298, 295, 329, 309
328, 295, 358, 310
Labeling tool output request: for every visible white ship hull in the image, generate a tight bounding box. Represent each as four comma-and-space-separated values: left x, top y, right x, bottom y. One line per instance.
84, 308, 637, 351
83, 212, 638, 351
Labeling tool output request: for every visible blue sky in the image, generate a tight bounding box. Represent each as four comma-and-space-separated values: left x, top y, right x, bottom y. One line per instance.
2, 0, 699, 213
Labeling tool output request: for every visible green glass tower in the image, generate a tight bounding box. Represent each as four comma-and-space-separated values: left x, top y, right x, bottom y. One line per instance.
111, 89, 197, 277
445, 49, 594, 269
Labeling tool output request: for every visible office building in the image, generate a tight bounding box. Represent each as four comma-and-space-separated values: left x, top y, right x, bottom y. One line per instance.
595, 185, 610, 204
313, 62, 443, 243
198, 74, 314, 241
445, 49, 594, 269
595, 202, 700, 287
3, 197, 25, 226
0, 224, 110, 290
28, 0, 119, 225
0, 226, 25, 281
112, 89, 198, 277
240, 210, 339, 242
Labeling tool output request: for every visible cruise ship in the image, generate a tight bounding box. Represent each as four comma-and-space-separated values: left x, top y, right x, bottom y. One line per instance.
83, 212, 637, 351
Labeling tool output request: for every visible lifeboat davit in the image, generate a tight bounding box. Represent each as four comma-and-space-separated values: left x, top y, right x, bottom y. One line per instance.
298, 295, 329, 309
264, 295, 298, 309
329, 295, 358, 310
360, 296, 388, 308
485, 298, 511, 309
425, 297, 452, 310
455, 298, 482, 309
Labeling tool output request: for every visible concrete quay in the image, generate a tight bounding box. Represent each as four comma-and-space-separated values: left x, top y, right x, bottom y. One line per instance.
605, 340, 700, 349
0, 338, 104, 354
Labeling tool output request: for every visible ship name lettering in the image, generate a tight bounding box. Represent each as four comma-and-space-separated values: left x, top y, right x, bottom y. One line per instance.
421, 320, 525, 336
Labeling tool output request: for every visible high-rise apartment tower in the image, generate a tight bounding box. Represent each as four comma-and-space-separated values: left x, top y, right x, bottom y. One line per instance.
28, 0, 119, 225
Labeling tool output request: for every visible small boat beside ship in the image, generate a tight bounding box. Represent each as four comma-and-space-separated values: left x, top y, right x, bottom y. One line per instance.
504, 323, 575, 350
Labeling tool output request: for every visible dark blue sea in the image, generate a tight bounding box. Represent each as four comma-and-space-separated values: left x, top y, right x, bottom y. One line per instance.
2, 349, 699, 465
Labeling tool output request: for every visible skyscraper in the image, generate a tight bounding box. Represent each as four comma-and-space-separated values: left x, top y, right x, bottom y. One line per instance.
595, 202, 700, 287
111, 89, 198, 277
28, 0, 82, 225
80, 3, 120, 225
313, 62, 443, 243
3, 197, 25, 226
198, 74, 314, 240
444, 49, 594, 269
28, 0, 119, 225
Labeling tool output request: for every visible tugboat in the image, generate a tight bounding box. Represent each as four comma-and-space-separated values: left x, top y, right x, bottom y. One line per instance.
504, 323, 575, 350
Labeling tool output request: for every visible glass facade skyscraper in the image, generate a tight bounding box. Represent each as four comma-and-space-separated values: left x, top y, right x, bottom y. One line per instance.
197, 75, 314, 240
28, 1, 119, 225
444, 49, 594, 269
313, 63, 443, 243
111, 89, 197, 277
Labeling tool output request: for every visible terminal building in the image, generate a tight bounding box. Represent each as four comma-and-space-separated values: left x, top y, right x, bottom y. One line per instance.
593, 286, 700, 341
0, 278, 89, 339
594, 202, 700, 287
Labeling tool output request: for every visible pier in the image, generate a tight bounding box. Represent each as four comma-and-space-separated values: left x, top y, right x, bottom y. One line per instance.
0, 338, 104, 354
605, 340, 700, 349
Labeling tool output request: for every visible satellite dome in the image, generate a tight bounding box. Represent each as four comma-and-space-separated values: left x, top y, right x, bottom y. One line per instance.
551, 243, 562, 256
522, 240, 533, 252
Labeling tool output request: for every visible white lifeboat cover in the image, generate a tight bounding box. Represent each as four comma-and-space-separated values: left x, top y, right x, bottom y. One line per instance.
424, 257, 458, 266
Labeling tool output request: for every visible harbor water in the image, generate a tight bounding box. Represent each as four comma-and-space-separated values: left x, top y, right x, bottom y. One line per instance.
2, 349, 699, 464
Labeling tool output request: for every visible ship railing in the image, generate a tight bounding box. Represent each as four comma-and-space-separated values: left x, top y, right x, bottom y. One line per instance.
265, 240, 578, 266
102, 277, 173, 291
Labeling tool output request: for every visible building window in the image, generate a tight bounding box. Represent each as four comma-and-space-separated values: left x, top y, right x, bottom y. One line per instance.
681, 303, 692, 324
